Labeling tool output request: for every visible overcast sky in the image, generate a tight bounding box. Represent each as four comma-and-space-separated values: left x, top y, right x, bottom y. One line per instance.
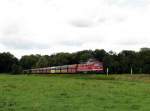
0, 0, 150, 58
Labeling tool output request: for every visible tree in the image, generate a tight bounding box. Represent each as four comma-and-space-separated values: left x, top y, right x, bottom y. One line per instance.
36, 56, 49, 68
138, 48, 150, 74
94, 49, 106, 61
118, 50, 137, 74
76, 50, 94, 63
0, 52, 18, 73
20, 54, 40, 69
103, 52, 118, 74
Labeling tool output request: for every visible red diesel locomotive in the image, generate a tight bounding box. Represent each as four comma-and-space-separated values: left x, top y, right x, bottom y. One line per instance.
24, 59, 103, 74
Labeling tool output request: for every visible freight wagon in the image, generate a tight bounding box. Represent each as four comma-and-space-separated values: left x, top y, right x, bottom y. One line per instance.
23, 59, 103, 74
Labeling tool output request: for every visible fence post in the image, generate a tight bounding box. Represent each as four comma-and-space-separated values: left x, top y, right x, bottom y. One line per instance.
107, 67, 109, 76
131, 67, 133, 75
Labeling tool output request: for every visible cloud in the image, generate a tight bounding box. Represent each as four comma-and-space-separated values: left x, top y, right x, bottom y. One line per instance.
116, 35, 150, 46
0, 22, 48, 50
106, 0, 150, 8
0, 0, 150, 58
59, 40, 83, 46
70, 19, 94, 28
0, 37, 48, 50
98, 18, 107, 23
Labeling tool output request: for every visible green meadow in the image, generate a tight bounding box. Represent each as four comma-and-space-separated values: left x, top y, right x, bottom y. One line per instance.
0, 74, 150, 111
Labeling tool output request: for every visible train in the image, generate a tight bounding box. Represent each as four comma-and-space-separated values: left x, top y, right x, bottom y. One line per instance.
23, 59, 103, 74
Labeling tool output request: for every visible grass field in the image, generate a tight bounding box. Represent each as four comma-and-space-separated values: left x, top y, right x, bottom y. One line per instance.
0, 74, 150, 111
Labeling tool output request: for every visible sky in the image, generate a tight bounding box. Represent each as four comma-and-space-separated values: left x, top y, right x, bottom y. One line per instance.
0, 0, 150, 58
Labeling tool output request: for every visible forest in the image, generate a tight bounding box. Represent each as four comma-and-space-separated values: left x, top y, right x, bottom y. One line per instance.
0, 47, 150, 74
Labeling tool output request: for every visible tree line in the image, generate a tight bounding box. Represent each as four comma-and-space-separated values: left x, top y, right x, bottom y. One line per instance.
0, 48, 150, 74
